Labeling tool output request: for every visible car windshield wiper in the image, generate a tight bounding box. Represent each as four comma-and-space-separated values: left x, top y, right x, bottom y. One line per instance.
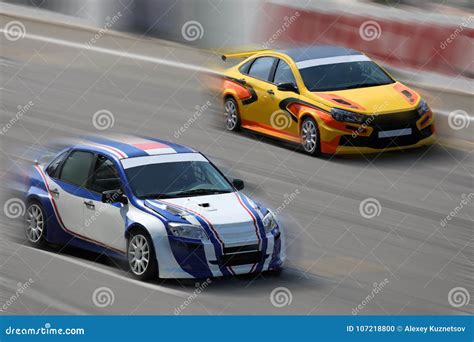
312, 82, 390, 92
343, 81, 394, 90
141, 193, 177, 199
171, 188, 232, 198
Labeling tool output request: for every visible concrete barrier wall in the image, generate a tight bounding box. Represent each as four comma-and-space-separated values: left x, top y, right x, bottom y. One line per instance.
261, 2, 473, 78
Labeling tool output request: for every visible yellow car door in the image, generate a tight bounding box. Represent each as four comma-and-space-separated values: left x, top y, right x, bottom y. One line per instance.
265, 58, 301, 140
239, 56, 278, 129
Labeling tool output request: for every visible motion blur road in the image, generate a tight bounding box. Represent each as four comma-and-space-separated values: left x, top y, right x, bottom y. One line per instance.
0, 15, 472, 315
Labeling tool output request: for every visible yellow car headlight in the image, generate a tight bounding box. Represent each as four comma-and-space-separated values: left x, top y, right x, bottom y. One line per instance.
330, 108, 367, 124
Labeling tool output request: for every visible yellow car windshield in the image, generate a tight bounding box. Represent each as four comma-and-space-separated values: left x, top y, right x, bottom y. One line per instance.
300, 61, 394, 92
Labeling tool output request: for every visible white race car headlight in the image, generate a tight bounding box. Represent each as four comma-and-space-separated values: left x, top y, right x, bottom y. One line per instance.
262, 211, 278, 234
168, 222, 209, 240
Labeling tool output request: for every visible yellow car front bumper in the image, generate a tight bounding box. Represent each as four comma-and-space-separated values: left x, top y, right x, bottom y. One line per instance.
333, 135, 436, 154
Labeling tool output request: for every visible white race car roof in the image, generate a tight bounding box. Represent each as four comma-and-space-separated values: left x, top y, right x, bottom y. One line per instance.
121, 152, 207, 169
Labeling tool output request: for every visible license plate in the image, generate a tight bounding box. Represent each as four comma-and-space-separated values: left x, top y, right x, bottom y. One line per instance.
378, 128, 412, 138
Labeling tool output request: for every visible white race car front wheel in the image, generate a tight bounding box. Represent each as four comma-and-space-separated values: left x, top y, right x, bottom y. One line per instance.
127, 230, 158, 281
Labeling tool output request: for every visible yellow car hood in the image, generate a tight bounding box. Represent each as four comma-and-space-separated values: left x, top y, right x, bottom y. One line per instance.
308, 82, 420, 115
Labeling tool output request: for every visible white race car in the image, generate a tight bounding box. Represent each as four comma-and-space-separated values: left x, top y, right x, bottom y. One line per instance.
24, 136, 285, 279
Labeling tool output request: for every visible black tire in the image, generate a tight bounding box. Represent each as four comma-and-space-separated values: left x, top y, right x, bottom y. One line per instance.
300, 117, 321, 156
224, 97, 241, 131
127, 229, 159, 281
24, 201, 48, 248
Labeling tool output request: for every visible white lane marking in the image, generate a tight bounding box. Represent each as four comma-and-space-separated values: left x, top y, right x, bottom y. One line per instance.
0, 28, 219, 75
296, 55, 371, 69
24, 245, 190, 298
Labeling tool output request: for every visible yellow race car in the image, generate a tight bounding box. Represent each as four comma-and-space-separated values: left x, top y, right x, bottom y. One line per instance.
221, 46, 435, 155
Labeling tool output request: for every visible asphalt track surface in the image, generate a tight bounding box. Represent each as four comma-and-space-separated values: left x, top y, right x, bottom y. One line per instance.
0, 16, 472, 315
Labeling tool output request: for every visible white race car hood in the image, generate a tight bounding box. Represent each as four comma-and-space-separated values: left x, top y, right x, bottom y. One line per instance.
146, 192, 262, 244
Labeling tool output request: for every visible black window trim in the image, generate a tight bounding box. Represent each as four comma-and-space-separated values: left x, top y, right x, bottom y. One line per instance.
46, 149, 71, 179
238, 59, 254, 74
56, 149, 97, 190
87, 152, 123, 195
244, 56, 279, 84
271, 58, 297, 86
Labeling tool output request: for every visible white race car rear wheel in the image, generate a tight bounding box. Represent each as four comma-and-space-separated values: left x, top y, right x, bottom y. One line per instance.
24, 202, 47, 247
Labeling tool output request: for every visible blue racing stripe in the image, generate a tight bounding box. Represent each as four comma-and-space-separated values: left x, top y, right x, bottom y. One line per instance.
144, 200, 189, 224
192, 215, 232, 277
158, 200, 232, 277
238, 193, 268, 273
84, 136, 148, 158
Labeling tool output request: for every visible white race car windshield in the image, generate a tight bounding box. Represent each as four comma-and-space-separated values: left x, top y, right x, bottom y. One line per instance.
122, 154, 234, 199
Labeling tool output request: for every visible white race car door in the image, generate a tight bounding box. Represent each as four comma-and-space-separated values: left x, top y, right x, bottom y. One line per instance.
82, 154, 127, 253
45, 150, 95, 236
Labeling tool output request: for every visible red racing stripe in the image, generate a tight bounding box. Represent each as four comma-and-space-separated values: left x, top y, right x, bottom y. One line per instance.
133, 142, 170, 150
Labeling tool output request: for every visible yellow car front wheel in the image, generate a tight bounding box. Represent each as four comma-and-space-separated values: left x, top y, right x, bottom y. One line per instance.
301, 117, 321, 156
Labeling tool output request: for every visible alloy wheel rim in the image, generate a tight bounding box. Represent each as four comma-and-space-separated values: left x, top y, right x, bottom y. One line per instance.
128, 235, 150, 275
25, 204, 44, 243
224, 100, 237, 130
301, 120, 317, 153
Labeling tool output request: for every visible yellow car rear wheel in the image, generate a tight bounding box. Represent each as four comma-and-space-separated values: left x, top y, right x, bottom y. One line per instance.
224, 97, 241, 131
